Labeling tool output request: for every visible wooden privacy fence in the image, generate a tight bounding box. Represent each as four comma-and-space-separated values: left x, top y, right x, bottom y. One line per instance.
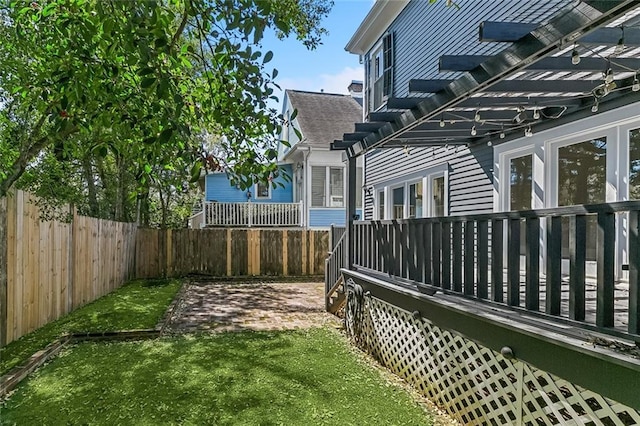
135, 228, 328, 278
0, 190, 137, 346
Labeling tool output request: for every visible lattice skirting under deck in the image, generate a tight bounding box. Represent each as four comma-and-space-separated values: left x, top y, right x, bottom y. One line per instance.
345, 282, 640, 425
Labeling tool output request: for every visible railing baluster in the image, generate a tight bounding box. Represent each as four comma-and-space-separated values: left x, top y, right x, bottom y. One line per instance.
629, 211, 640, 335
416, 222, 425, 283
525, 217, 540, 310
407, 222, 416, 280
491, 219, 503, 303
451, 221, 461, 292
442, 221, 452, 290
596, 211, 615, 328
477, 220, 489, 299
545, 216, 562, 316
424, 222, 432, 285
569, 215, 586, 321
432, 222, 442, 287
401, 222, 409, 278
507, 218, 520, 306
464, 221, 475, 296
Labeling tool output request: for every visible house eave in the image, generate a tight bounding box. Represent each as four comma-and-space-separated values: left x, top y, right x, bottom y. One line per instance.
345, 0, 409, 55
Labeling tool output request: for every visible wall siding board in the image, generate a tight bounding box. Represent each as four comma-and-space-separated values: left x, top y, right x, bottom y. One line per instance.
364, 144, 494, 219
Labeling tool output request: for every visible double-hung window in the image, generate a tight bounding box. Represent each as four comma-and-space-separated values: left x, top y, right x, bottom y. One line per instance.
367, 33, 393, 113
311, 166, 363, 208
375, 167, 448, 219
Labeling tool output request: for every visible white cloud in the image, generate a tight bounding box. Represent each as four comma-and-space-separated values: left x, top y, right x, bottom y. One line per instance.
278, 66, 364, 95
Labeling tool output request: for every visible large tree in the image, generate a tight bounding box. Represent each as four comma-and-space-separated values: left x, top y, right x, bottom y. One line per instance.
0, 0, 331, 225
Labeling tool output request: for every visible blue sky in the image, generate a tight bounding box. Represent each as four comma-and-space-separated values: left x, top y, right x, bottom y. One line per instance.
261, 0, 372, 108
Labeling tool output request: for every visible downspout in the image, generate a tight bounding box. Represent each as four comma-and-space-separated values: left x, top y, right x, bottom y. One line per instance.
301, 144, 312, 228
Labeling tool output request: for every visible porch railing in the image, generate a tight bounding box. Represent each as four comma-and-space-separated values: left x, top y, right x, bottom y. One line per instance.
204, 201, 303, 227
352, 201, 640, 342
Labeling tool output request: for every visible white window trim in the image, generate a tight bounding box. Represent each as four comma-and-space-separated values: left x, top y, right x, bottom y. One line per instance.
254, 182, 272, 200
373, 164, 449, 219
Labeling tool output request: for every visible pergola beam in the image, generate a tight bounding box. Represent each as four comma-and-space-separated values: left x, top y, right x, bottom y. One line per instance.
479, 21, 640, 45
389, 96, 583, 110
439, 55, 640, 72
409, 79, 599, 94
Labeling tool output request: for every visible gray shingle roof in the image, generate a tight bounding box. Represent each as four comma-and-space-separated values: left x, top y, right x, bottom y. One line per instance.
286, 90, 362, 148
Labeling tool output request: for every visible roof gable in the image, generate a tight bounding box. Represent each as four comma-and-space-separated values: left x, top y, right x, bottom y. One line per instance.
285, 90, 362, 148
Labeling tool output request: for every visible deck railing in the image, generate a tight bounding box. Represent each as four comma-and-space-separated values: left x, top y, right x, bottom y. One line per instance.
325, 230, 346, 309
204, 201, 303, 227
352, 201, 640, 341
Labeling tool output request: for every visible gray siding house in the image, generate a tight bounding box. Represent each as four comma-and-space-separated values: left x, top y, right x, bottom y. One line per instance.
327, 1, 640, 424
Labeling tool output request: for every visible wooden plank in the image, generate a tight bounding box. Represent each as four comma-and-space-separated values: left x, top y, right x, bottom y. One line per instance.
507, 218, 520, 307
596, 212, 615, 328
569, 215, 586, 321
525, 217, 540, 311
451, 221, 461, 292
477, 220, 489, 300
226, 229, 232, 276
423, 222, 432, 285
166, 229, 172, 277
545, 216, 562, 316
309, 230, 315, 275
301, 230, 307, 275
282, 229, 289, 277
14, 191, 24, 340
463, 221, 475, 296
432, 222, 442, 287
6, 191, 16, 343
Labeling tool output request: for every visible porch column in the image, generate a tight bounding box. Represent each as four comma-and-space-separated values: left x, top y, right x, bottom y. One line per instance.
346, 153, 357, 269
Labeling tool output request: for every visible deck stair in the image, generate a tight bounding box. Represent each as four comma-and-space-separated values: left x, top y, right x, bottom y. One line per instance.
326, 275, 346, 314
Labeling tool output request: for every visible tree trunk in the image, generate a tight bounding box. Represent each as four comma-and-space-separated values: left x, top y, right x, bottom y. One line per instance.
82, 155, 100, 217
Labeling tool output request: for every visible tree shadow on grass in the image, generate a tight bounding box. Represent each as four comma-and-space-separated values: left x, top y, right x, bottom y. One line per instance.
1, 330, 433, 426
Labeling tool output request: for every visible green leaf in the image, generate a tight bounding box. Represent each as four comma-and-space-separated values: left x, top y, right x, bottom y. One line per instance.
158, 127, 173, 144
137, 68, 155, 76
189, 162, 202, 183
141, 77, 156, 88
154, 37, 167, 49
290, 109, 298, 121
263, 50, 273, 64
294, 127, 302, 141
272, 68, 278, 79
143, 136, 156, 145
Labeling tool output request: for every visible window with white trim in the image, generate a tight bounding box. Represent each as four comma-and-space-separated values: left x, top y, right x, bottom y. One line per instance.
255, 182, 271, 199
366, 33, 393, 114
374, 167, 448, 219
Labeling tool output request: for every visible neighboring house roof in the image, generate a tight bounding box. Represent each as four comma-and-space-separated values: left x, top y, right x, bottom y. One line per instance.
285, 90, 362, 149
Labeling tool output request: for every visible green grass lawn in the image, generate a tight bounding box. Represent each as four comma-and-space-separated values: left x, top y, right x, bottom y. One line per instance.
1, 329, 435, 425
0, 278, 182, 376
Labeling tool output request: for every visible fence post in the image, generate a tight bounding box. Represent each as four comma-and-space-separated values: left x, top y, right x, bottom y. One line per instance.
0, 195, 8, 347
299, 200, 304, 227
248, 201, 253, 228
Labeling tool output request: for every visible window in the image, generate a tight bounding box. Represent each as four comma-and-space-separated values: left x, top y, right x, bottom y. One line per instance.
329, 167, 344, 207
311, 166, 326, 207
311, 166, 347, 208
409, 181, 423, 218
392, 186, 404, 219
432, 176, 445, 217
367, 33, 393, 113
557, 138, 607, 206
374, 168, 448, 219
255, 182, 270, 199
378, 190, 385, 220
510, 155, 532, 211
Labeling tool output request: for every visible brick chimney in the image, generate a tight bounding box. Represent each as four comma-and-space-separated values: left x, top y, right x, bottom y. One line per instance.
348, 80, 363, 98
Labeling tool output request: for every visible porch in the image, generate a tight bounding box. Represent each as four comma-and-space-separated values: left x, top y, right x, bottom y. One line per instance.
188, 201, 303, 228
325, 202, 640, 420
